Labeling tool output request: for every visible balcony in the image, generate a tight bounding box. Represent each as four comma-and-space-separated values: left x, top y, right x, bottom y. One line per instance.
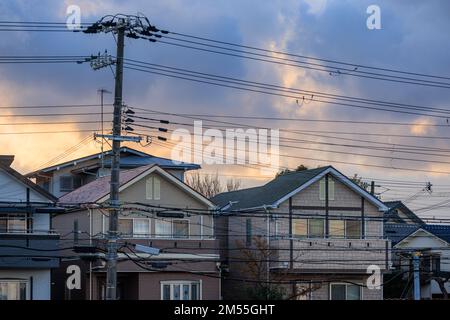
0, 232, 60, 268
269, 237, 391, 273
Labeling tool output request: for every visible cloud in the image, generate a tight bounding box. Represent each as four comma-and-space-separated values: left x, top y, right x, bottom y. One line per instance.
1, 0, 450, 215
304, 0, 328, 16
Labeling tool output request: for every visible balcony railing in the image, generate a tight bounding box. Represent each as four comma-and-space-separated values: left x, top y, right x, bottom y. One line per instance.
270, 238, 391, 272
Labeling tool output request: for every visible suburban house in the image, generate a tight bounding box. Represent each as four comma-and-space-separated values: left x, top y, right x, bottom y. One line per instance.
213, 166, 391, 300
384, 201, 425, 225
52, 164, 221, 300
0, 155, 60, 300
26, 147, 200, 198
384, 222, 450, 299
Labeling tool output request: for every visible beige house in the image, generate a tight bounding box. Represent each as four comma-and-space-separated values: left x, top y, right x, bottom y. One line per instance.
52, 164, 220, 300
213, 166, 391, 300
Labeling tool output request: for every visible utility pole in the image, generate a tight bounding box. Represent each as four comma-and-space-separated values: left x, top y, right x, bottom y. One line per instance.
98, 88, 111, 172
104, 20, 125, 301
413, 251, 421, 300
83, 13, 167, 300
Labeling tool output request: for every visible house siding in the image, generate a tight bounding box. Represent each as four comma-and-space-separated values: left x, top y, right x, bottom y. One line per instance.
51, 168, 219, 300
222, 175, 388, 300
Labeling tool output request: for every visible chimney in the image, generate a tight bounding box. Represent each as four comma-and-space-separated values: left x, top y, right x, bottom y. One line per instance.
0, 155, 14, 167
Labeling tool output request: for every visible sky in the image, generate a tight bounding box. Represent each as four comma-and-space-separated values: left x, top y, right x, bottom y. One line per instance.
1, 0, 450, 219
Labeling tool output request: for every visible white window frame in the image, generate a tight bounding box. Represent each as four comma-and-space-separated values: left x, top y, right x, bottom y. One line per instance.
329, 283, 362, 300
307, 218, 325, 238
155, 218, 191, 239
0, 279, 29, 300
132, 218, 151, 238
118, 217, 151, 238
160, 280, 202, 300
146, 176, 161, 200
329, 219, 345, 239
319, 178, 335, 201
292, 218, 308, 238
155, 219, 172, 239
291, 218, 364, 240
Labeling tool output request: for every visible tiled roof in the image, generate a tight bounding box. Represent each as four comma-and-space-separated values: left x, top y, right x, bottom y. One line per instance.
383, 201, 424, 224
27, 147, 199, 177
59, 164, 155, 204
212, 166, 331, 210
385, 223, 450, 245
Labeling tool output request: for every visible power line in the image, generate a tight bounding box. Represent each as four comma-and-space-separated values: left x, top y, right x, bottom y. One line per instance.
123, 58, 450, 116
123, 64, 450, 119
168, 30, 450, 81
149, 36, 450, 90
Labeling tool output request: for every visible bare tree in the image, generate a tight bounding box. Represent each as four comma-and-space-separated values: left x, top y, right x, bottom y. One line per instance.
236, 236, 322, 300
276, 164, 308, 177
186, 171, 241, 198
351, 174, 370, 191
236, 236, 285, 300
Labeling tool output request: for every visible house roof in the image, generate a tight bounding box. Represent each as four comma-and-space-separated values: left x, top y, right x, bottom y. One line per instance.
212, 166, 388, 212
26, 146, 200, 177
58, 164, 215, 208
385, 223, 450, 246
383, 201, 424, 224
0, 162, 57, 202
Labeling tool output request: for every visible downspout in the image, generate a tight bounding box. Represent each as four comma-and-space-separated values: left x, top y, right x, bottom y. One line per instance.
89, 208, 93, 301
264, 205, 270, 299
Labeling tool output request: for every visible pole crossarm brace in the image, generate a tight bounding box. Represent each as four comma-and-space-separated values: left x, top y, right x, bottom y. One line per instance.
89, 52, 116, 70
94, 133, 141, 142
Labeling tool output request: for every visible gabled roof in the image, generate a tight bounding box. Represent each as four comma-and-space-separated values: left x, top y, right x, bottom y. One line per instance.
383, 201, 424, 224
385, 223, 450, 246
212, 166, 388, 212
26, 146, 200, 177
59, 164, 215, 208
0, 162, 57, 202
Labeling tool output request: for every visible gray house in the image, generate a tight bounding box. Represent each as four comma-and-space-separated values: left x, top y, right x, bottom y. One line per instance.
27, 147, 200, 198
52, 164, 221, 300
213, 166, 391, 300
0, 155, 60, 300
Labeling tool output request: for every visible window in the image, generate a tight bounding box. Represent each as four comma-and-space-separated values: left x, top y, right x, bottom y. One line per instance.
146, 176, 161, 200
173, 220, 189, 238
118, 218, 150, 238
330, 283, 361, 300
319, 177, 335, 200
246, 219, 252, 246
118, 219, 133, 237
292, 219, 307, 238
0, 216, 5, 233
133, 219, 150, 238
59, 175, 82, 192
0, 281, 27, 300
329, 220, 345, 238
346, 220, 361, 239
0, 214, 27, 233
347, 284, 361, 300
432, 255, 441, 273
155, 219, 171, 238
274, 219, 280, 239
161, 281, 200, 300
308, 218, 325, 238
